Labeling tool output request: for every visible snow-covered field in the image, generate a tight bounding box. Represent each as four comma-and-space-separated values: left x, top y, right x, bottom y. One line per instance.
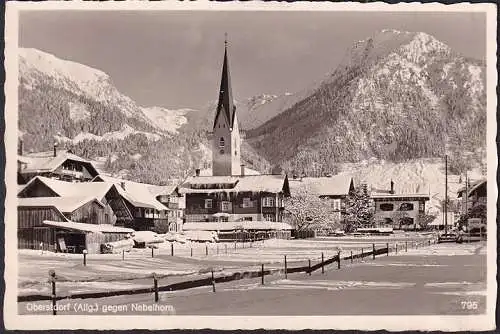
18, 237, 483, 298
18, 241, 487, 315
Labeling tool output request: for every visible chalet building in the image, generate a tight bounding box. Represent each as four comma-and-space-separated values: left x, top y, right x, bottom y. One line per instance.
92, 175, 176, 232
18, 175, 174, 233
371, 180, 430, 230
18, 196, 132, 253
179, 40, 292, 238
17, 145, 100, 184
457, 179, 486, 215
288, 175, 355, 222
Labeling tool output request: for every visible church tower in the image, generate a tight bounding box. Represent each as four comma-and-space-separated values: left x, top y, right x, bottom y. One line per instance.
212, 37, 241, 176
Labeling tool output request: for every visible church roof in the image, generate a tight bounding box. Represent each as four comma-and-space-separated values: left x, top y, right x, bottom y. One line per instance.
213, 41, 237, 129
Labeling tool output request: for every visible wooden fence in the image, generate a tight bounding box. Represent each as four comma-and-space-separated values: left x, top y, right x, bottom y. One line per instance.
18, 238, 438, 308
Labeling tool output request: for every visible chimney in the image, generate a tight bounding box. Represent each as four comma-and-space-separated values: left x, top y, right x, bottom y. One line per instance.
120, 181, 126, 191
240, 164, 245, 176
390, 179, 395, 194
195, 168, 200, 177
53, 143, 58, 157
18, 140, 23, 156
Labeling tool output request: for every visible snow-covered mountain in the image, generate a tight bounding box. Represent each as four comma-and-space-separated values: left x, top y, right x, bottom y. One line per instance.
246, 30, 486, 177
19, 47, 189, 144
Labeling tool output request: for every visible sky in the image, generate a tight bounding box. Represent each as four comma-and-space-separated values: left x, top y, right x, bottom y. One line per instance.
19, 10, 486, 110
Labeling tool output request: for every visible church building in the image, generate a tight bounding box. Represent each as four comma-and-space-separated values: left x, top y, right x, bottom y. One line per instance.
179, 39, 291, 238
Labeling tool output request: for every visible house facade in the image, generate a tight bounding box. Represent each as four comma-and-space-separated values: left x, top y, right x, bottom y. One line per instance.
371, 181, 429, 230
180, 174, 290, 224
457, 179, 486, 215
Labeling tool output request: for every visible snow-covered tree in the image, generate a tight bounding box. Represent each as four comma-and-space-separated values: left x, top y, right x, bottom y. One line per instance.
343, 186, 374, 232
284, 185, 338, 232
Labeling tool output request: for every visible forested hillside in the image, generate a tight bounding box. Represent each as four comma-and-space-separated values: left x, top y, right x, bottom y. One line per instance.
246, 30, 486, 176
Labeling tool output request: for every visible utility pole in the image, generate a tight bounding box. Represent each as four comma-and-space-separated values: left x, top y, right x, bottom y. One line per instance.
465, 171, 469, 242
444, 155, 448, 235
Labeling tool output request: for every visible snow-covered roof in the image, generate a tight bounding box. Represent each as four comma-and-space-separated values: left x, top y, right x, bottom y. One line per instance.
93, 175, 170, 211
183, 221, 293, 231
19, 176, 114, 200
457, 179, 486, 198
42, 220, 134, 233
371, 193, 430, 200
179, 174, 288, 194
288, 175, 354, 197
18, 150, 98, 175
198, 167, 261, 176
18, 196, 104, 213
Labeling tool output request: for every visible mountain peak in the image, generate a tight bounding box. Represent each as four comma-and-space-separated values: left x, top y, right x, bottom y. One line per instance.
19, 47, 109, 84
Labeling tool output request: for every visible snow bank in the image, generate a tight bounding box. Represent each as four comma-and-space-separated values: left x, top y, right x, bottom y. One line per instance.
101, 238, 135, 254
131, 231, 165, 246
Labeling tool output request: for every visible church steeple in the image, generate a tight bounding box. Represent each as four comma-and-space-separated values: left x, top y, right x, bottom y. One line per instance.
211, 35, 241, 177
213, 35, 236, 129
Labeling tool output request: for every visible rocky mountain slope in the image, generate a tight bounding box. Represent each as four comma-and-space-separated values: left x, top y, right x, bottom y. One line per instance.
245, 30, 486, 176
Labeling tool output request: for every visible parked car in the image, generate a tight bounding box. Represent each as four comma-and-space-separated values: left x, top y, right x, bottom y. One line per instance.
101, 238, 135, 254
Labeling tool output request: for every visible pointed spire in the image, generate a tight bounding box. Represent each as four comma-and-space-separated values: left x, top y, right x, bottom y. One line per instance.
213, 35, 236, 129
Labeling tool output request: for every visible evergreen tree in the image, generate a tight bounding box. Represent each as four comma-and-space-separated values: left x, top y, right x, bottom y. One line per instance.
342, 186, 374, 232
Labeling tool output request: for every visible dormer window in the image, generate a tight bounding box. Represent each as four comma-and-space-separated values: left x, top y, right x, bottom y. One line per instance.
219, 137, 225, 148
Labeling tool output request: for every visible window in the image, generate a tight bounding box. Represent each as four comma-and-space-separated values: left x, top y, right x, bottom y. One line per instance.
379, 203, 394, 211
419, 202, 425, 212
205, 199, 213, 209
263, 213, 276, 222
243, 217, 253, 221
399, 203, 414, 211
242, 197, 253, 208
262, 197, 276, 207
219, 137, 225, 148
221, 217, 229, 222
221, 201, 231, 211
331, 199, 341, 211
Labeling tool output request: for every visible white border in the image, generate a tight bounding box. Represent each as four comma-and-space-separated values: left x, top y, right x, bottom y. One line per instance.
4, 1, 497, 331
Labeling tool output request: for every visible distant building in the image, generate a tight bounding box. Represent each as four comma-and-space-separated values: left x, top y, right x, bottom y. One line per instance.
371, 180, 430, 230
288, 175, 355, 222
457, 179, 486, 215
17, 145, 99, 184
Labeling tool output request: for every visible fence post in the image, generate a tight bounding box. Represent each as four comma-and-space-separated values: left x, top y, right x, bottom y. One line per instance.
171, 243, 174, 256
49, 270, 57, 315
386, 243, 389, 256
225, 244, 227, 254
351, 250, 353, 263
205, 244, 208, 256
122, 249, 125, 261
308, 259, 312, 275
217, 245, 219, 255
190, 248, 193, 257
395, 244, 398, 254
337, 251, 341, 269
284, 255, 288, 279
428, 240, 431, 246
153, 272, 159, 303
261, 264, 265, 285
211, 270, 216, 293
321, 252, 325, 274
151, 247, 154, 258
83, 249, 87, 266
405, 241, 408, 252
361, 248, 364, 259
372, 243, 375, 260
234, 241, 237, 250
